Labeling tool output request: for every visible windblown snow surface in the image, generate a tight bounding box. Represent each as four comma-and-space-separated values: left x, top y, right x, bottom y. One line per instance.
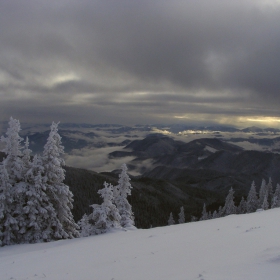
1, 209, 280, 280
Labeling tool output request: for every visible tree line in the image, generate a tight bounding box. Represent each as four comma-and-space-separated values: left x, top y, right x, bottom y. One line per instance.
167, 178, 280, 225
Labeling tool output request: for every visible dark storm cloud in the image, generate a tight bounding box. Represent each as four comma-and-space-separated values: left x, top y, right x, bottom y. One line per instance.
1, 0, 280, 126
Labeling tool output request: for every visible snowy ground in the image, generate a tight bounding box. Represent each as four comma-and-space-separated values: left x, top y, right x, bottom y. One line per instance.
1, 209, 280, 280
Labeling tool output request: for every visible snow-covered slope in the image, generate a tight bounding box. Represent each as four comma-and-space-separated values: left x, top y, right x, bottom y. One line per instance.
1, 209, 280, 280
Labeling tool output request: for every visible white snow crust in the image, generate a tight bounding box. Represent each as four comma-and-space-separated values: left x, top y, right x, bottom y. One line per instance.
1, 209, 280, 280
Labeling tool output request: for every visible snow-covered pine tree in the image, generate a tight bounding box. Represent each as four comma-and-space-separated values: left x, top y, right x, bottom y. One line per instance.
262, 194, 269, 210
271, 183, 280, 208
200, 203, 208, 221
13, 137, 33, 243
1, 117, 24, 183
88, 181, 121, 234
168, 212, 175, 225
42, 122, 79, 239
78, 214, 92, 237
237, 196, 247, 214
22, 155, 58, 243
178, 206, 185, 224
0, 117, 25, 245
246, 181, 258, 213
114, 163, 135, 228
223, 188, 236, 216
218, 206, 223, 217
0, 162, 17, 246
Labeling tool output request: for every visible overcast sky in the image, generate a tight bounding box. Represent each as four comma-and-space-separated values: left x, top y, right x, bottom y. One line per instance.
1, 0, 280, 128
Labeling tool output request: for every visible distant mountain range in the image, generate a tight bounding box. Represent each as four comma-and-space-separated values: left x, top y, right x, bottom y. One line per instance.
109, 134, 280, 195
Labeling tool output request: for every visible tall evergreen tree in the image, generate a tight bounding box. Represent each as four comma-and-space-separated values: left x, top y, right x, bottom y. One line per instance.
200, 203, 208, 221
114, 163, 135, 228
246, 181, 258, 213
178, 206, 185, 224
271, 183, 280, 208
237, 197, 247, 214
0, 162, 17, 246
42, 122, 79, 239
223, 188, 236, 216
22, 155, 58, 243
0, 117, 25, 245
262, 194, 269, 210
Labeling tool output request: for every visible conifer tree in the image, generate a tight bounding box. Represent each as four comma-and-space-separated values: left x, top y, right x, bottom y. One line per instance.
168, 212, 175, 225
88, 182, 121, 234
200, 203, 208, 221
114, 163, 135, 228
237, 197, 247, 214
178, 206, 185, 224
0, 162, 17, 246
246, 181, 258, 213
22, 155, 58, 243
0, 117, 25, 245
262, 194, 269, 210
218, 206, 223, 217
223, 188, 236, 216
42, 122, 79, 239
271, 183, 280, 208
78, 214, 92, 237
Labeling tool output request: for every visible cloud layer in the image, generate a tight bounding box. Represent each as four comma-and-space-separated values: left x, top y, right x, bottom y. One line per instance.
1, 0, 280, 127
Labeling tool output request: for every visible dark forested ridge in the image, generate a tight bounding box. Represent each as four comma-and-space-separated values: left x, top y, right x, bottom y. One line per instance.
64, 166, 224, 229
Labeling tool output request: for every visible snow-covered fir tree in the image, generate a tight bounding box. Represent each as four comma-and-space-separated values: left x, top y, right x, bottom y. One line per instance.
88, 181, 121, 234
114, 163, 135, 228
271, 183, 280, 208
0, 162, 17, 246
200, 203, 208, 221
168, 212, 175, 225
218, 206, 223, 217
223, 188, 236, 216
178, 206, 185, 224
262, 194, 269, 210
246, 181, 259, 213
42, 122, 79, 239
78, 214, 92, 237
21, 155, 59, 243
237, 196, 247, 214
